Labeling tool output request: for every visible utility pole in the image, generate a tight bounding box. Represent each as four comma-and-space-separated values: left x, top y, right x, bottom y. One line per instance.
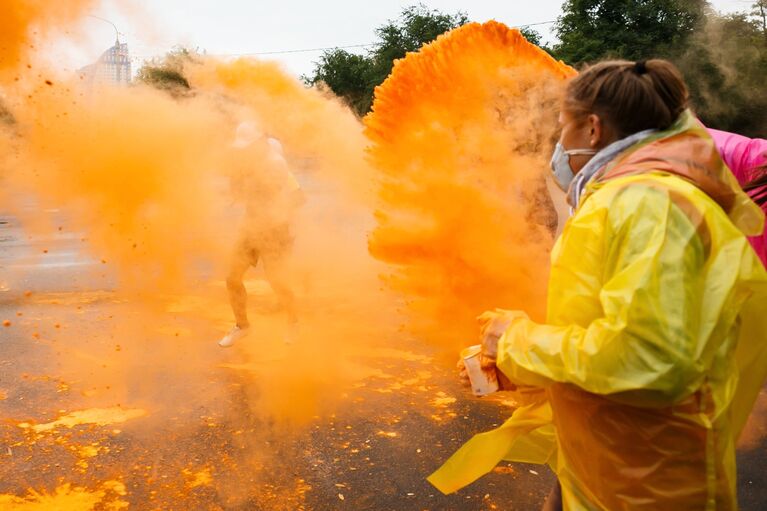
88, 15, 122, 44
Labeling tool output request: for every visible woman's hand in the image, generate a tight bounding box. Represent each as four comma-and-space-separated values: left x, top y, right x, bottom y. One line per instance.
477, 309, 528, 361
479, 310, 529, 391
457, 354, 517, 391
456, 309, 528, 392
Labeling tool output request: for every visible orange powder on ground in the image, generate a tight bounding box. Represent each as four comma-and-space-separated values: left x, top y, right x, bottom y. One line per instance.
0, 481, 127, 511
20, 406, 147, 433
365, 21, 576, 349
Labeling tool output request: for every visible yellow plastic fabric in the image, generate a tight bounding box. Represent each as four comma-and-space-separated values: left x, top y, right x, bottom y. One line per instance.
428, 118, 767, 510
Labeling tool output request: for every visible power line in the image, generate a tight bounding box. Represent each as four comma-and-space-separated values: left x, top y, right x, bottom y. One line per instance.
130, 44, 375, 61
216, 43, 378, 57
131, 43, 377, 60
515, 19, 557, 28
130, 20, 557, 60
206, 20, 557, 56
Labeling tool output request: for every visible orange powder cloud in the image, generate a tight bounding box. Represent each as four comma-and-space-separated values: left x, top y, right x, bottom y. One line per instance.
365, 21, 576, 349
188, 57, 375, 204
3, 79, 233, 292
0, 0, 97, 78
0, 52, 395, 426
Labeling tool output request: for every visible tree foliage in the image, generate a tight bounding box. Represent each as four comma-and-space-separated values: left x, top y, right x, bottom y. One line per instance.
519, 27, 543, 47
552, 0, 767, 135
306, 4, 468, 115
676, 8, 767, 136
135, 47, 199, 97
554, 0, 706, 64
309, 50, 373, 114
753, 0, 767, 35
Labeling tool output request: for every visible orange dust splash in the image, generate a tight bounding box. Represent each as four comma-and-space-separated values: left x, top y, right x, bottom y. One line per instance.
18, 406, 147, 433
182, 468, 213, 489
0, 481, 127, 511
365, 21, 576, 349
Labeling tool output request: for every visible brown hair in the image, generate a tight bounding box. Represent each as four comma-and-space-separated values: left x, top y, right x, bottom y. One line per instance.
564, 59, 689, 139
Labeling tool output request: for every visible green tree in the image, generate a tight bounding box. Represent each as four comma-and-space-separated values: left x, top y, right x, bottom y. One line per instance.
519, 26, 556, 55
519, 26, 543, 47
308, 50, 372, 114
367, 4, 469, 86
676, 10, 767, 136
752, 0, 767, 39
135, 47, 199, 97
551, 0, 766, 135
554, 0, 706, 64
306, 4, 468, 115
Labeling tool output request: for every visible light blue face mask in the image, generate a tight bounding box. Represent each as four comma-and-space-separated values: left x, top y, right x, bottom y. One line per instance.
549, 142, 597, 192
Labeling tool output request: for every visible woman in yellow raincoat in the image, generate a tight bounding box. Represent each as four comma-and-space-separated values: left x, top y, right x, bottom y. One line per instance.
429, 59, 767, 510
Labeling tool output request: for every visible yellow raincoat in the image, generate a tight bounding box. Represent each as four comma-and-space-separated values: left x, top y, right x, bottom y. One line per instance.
429, 111, 767, 510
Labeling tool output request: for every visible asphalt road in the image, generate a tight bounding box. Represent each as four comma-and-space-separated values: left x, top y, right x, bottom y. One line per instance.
1, 208, 765, 510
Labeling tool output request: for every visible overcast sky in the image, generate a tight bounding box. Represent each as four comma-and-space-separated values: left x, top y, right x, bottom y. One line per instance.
55, 0, 754, 78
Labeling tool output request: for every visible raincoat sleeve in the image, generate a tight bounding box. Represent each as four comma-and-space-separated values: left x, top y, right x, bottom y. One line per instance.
497, 183, 709, 404
707, 128, 767, 182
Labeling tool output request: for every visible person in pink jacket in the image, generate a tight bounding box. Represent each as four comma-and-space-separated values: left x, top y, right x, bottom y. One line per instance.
708, 128, 767, 266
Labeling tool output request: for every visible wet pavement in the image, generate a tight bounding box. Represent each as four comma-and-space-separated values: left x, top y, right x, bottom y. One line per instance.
1, 209, 766, 510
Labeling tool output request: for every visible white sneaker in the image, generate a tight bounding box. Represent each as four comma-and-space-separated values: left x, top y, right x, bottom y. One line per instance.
218, 326, 249, 348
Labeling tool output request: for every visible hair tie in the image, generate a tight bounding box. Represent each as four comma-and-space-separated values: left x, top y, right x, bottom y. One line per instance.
634, 60, 648, 75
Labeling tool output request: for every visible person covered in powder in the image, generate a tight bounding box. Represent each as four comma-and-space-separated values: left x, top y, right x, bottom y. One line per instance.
708, 128, 767, 266
429, 60, 767, 510
218, 120, 304, 348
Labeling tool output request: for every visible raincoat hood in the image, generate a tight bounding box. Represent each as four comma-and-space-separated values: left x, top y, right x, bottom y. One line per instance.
584, 110, 765, 236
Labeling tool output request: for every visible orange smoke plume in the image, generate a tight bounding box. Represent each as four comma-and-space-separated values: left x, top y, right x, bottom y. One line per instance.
0, 50, 393, 425
188, 57, 374, 203
365, 21, 576, 349
0, 0, 96, 78
4, 81, 233, 292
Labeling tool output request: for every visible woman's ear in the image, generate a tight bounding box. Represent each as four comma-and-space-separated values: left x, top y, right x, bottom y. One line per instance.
587, 114, 603, 148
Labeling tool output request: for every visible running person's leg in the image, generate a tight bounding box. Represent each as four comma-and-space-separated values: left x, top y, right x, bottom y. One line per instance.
219, 239, 259, 347
261, 227, 298, 342
263, 254, 297, 323
227, 246, 256, 329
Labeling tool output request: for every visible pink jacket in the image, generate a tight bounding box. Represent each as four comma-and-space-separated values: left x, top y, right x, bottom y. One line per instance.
708, 128, 767, 267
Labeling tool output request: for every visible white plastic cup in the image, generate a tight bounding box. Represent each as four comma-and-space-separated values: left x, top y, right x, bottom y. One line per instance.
461, 344, 499, 396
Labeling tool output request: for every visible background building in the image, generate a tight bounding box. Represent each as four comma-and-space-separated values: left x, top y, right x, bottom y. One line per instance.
79, 39, 131, 86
